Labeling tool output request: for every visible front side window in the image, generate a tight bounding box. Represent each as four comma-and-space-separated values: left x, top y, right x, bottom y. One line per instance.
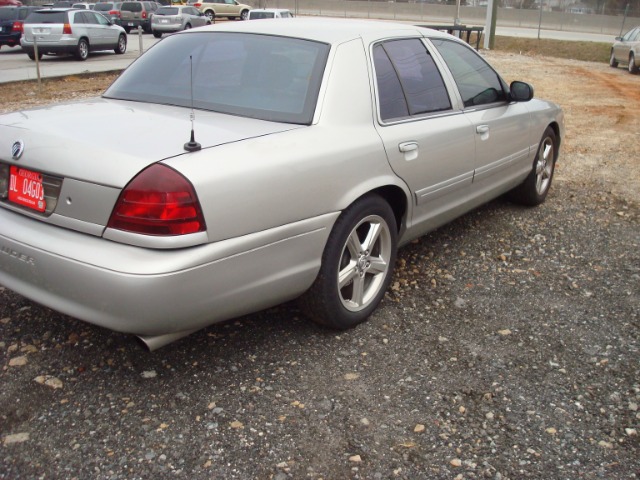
431, 38, 507, 108
104, 32, 330, 125
373, 38, 451, 122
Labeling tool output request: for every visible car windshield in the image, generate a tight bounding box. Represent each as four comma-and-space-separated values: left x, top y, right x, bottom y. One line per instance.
104, 32, 330, 125
156, 6, 178, 14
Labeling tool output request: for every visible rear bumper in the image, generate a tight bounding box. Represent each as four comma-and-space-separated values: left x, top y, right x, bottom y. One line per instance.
0, 33, 21, 47
152, 23, 183, 33
21, 37, 78, 55
0, 207, 337, 337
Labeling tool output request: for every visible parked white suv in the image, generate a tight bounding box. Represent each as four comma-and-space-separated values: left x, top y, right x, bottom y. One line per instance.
21, 8, 127, 61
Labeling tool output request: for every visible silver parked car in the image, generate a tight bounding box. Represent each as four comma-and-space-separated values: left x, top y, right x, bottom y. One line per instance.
0, 19, 564, 349
21, 8, 126, 61
151, 5, 209, 38
610, 26, 640, 73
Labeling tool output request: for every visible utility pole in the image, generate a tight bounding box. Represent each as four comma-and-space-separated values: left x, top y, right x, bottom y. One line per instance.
483, 0, 498, 50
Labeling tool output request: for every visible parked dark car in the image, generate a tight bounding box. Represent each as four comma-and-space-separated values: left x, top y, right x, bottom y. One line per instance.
0, 5, 39, 48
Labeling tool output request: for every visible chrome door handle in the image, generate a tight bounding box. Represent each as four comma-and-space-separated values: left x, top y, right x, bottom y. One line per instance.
399, 141, 418, 153
476, 125, 490, 134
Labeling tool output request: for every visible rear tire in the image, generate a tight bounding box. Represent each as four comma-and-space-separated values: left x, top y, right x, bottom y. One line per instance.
508, 127, 557, 206
153, 31, 162, 38
75, 38, 89, 61
300, 194, 398, 330
240, 9, 248, 20
184, 23, 191, 30
27, 51, 43, 61
114, 34, 126, 54
204, 10, 214, 21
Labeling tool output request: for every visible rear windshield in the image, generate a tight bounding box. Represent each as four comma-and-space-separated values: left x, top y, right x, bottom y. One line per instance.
156, 7, 178, 14
104, 32, 330, 125
0, 8, 18, 20
24, 11, 67, 23
121, 2, 141, 11
250, 12, 275, 19
94, 3, 118, 10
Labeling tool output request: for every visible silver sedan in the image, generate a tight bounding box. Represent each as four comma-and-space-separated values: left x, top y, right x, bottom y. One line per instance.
151, 5, 210, 38
0, 19, 564, 349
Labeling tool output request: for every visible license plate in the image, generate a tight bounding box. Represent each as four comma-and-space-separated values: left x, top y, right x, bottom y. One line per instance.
161, 19, 168, 23
128, 22, 134, 26
9, 165, 46, 213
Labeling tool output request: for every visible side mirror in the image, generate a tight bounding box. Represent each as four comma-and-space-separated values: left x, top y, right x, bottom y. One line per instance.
509, 81, 533, 102
615, 36, 622, 41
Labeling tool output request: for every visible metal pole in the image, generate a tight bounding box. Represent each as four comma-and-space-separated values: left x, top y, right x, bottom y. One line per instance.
537, 0, 543, 40
138, 25, 143, 56
455, 0, 461, 25
34, 36, 41, 87
619, 3, 629, 38
483, 0, 497, 50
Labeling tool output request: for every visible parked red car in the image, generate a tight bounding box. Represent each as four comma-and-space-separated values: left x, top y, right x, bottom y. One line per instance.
0, 0, 23, 6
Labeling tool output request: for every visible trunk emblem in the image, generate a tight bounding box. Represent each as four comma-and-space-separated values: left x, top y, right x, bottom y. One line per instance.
11, 140, 24, 160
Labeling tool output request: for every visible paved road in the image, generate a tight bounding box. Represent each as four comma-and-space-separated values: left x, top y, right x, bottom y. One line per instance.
0, 30, 160, 83
0, 22, 613, 84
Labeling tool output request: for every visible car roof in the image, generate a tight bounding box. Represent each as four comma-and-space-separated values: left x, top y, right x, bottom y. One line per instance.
188, 18, 452, 45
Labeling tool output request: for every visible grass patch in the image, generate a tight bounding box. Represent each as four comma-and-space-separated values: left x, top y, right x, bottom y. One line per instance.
492, 36, 612, 63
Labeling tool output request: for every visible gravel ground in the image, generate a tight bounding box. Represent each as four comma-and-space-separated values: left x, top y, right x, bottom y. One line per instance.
1, 52, 639, 479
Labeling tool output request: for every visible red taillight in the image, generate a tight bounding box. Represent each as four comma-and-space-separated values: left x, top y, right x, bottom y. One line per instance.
142, 11, 147, 19
11, 20, 23, 33
62, 23, 72, 34
109, 10, 120, 17
193, 3, 201, 7
108, 164, 206, 236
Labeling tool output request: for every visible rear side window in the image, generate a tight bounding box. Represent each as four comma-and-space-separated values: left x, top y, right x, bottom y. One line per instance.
431, 38, 507, 108
0, 8, 18, 20
121, 2, 142, 12
24, 11, 68, 23
373, 39, 451, 122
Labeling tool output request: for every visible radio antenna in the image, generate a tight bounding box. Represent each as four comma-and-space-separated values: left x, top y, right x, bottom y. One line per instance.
184, 55, 202, 152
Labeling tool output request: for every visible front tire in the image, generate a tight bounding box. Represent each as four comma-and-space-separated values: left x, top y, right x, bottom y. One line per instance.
301, 194, 398, 330
629, 53, 638, 74
204, 10, 214, 21
75, 38, 89, 61
508, 127, 557, 206
114, 34, 126, 54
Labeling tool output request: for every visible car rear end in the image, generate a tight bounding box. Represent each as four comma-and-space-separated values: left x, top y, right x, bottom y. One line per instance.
20, 9, 79, 57
0, 6, 37, 48
119, 1, 151, 32
151, 6, 184, 34
94, 2, 122, 25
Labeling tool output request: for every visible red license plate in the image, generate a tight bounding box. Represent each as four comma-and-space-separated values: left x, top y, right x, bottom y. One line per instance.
9, 165, 46, 213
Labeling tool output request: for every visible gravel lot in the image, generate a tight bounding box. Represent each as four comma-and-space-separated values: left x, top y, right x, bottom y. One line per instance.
1, 52, 638, 479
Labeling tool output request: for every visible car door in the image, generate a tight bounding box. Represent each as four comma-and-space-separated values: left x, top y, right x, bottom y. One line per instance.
92, 10, 118, 46
372, 38, 476, 232
430, 38, 533, 191
614, 27, 640, 62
